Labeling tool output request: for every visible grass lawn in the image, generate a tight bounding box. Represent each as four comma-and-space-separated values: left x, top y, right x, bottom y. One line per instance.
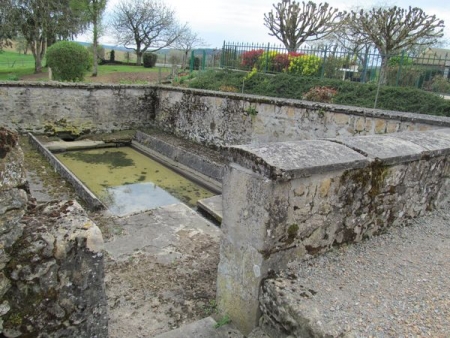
96, 64, 170, 75
0, 49, 171, 82
0, 51, 37, 80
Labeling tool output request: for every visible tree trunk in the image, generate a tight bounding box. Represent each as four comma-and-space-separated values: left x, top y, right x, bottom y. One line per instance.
182, 50, 188, 70
136, 52, 142, 66
31, 40, 43, 73
379, 55, 389, 85
92, 11, 99, 77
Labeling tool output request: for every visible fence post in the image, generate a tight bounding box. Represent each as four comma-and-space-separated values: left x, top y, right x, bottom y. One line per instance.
189, 50, 195, 72
361, 49, 369, 83
220, 41, 225, 68
320, 45, 328, 78
395, 50, 405, 87
202, 50, 206, 70
264, 43, 270, 73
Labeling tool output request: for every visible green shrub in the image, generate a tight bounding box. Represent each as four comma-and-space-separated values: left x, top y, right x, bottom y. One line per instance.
388, 55, 413, 66
7, 73, 19, 81
193, 57, 201, 70
143, 53, 158, 68
288, 55, 322, 76
258, 51, 278, 72
46, 41, 91, 82
424, 74, 450, 94
110, 50, 115, 62
188, 70, 450, 116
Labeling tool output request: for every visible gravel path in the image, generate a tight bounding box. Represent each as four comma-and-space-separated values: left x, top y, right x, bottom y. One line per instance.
283, 205, 450, 337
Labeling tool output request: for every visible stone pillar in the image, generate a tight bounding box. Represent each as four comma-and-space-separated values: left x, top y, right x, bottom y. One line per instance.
216, 140, 369, 334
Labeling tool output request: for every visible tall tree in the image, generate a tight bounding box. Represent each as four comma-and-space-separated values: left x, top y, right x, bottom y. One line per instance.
263, 0, 346, 52
174, 27, 206, 70
0, 0, 13, 51
8, 0, 88, 73
345, 6, 445, 84
72, 0, 107, 77
110, 0, 186, 66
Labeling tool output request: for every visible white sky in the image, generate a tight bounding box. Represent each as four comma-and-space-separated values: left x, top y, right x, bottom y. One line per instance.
87, 0, 450, 49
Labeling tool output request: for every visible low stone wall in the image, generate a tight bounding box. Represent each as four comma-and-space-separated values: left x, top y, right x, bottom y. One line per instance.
2, 83, 450, 147
153, 87, 450, 146
216, 129, 450, 334
134, 130, 224, 183
0, 82, 157, 134
0, 128, 107, 337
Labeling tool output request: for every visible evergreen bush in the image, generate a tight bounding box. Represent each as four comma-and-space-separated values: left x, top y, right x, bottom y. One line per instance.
46, 41, 90, 82
143, 53, 158, 68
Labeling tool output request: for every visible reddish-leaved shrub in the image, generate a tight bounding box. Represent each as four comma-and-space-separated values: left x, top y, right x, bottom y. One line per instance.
241, 49, 264, 69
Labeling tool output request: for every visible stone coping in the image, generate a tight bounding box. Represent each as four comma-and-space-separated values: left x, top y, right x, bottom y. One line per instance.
227, 141, 369, 180
2, 81, 450, 127
228, 129, 450, 180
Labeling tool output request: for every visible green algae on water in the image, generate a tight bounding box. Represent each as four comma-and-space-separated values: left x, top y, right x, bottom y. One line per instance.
61, 150, 135, 168
56, 147, 215, 213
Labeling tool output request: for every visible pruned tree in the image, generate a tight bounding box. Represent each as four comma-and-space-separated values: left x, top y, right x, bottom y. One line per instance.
174, 27, 207, 70
7, 0, 89, 72
110, 0, 186, 66
345, 6, 445, 84
263, 0, 346, 52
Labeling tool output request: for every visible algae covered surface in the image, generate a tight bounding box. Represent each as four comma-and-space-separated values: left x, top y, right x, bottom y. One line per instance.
56, 147, 215, 215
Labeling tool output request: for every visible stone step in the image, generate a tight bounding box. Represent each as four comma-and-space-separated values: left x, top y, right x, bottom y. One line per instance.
153, 316, 243, 338
197, 195, 223, 224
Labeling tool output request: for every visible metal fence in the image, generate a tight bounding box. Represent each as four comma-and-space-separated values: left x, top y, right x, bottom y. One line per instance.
219, 41, 450, 92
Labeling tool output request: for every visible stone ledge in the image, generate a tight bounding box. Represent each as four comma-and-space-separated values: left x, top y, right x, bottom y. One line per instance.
332, 135, 425, 165
227, 140, 369, 181
227, 129, 450, 181
391, 129, 450, 155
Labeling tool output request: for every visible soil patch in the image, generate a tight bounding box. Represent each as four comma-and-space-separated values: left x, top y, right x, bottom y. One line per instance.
20, 69, 171, 84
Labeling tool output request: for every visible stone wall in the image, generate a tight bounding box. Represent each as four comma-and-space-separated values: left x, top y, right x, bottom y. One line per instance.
153, 87, 450, 146
0, 128, 107, 337
0, 82, 158, 134
1, 83, 450, 146
216, 129, 450, 334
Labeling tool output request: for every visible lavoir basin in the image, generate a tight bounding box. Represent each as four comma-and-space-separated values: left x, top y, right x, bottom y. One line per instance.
55, 147, 216, 216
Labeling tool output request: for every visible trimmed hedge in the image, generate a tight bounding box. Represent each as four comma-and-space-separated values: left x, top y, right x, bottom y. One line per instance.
188, 70, 450, 116
143, 53, 157, 68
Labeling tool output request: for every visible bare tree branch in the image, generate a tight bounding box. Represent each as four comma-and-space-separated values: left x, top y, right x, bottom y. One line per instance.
263, 0, 346, 51
345, 6, 445, 84
110, 0, 185, 66
174, 27, 207, 69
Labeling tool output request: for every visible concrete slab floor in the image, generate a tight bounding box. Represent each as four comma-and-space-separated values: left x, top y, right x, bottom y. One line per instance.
103, 203, 224, 338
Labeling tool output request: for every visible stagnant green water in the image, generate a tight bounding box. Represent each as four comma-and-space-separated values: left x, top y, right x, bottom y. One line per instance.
56, 147, 215, 215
